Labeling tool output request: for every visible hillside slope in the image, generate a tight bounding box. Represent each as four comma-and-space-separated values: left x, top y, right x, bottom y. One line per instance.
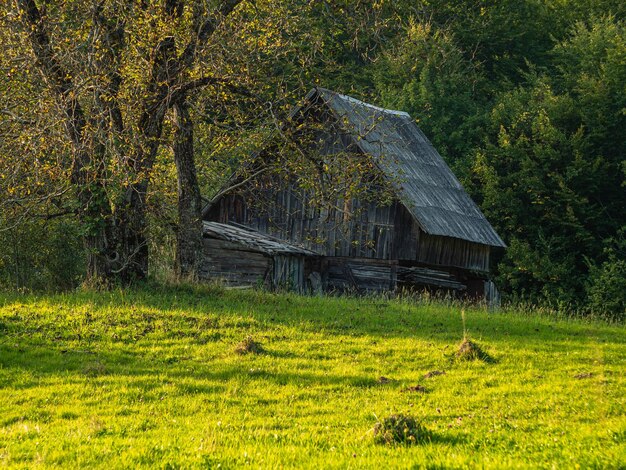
0, 286, 624, 468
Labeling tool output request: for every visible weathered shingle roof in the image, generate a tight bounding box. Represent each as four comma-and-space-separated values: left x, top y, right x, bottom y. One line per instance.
312, 87, 506, 248
203, 221, 317, 256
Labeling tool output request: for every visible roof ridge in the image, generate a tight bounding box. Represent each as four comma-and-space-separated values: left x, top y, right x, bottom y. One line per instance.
317, 87, 411, 118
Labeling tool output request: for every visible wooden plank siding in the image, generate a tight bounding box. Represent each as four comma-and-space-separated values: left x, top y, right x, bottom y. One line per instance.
199, 237, 309, 291
322, 257, 397, 294
272, 255, 306, 292
417, 233, 490, 272
207, 189, 491, 273
199, 239, 270, 287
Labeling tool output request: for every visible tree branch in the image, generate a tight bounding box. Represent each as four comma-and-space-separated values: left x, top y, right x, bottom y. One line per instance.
1, 109, 35, 125
178, 0, 245, 72
170, 76, 253, 104
202, 167, 269, 218
91, 3, 126, 134
17, 0, 86, 147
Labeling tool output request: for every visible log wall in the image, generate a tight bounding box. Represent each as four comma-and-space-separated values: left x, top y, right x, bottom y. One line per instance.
199, 238, 309, 291
322, 257, 397, 294
199, 239, 269, 287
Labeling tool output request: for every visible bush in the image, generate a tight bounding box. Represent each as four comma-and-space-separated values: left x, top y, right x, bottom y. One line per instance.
0, 218, 84, 291
586, 256, 626, 321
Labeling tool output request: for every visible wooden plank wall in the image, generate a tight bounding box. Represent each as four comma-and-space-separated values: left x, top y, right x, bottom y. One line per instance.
417, 233, 490, 272
272, 255, 306, 292
322, 257, 397, 294
210, 190, 490, 273
199, 239, 270, 287
200, 238, 310, 292
213, 190, 401, 259
484, 280, 501, 309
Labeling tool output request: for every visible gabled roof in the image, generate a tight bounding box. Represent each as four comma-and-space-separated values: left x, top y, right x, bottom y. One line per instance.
303, 87, 506, 248
203, 221, 317, 256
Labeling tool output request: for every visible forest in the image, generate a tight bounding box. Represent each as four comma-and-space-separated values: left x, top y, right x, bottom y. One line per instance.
0, 0, 624, 318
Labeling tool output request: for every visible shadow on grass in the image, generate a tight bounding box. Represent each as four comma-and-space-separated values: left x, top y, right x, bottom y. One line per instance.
1, 282, 625, 393
418, 429, 469, 448
374, 428, 468, 449
0, 339, 387, 394
3, 283, 625, 346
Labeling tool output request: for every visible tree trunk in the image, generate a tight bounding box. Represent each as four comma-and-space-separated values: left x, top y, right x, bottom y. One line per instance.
75, 160, 125, 285
115, 182, 150, 283
173, 99, 204, 277
83, 227, 114, 284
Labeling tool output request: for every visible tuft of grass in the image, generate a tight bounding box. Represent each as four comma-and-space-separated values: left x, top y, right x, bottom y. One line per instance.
456, 308, 493, 362
574, 372, 593, 379
373, 414, 429, 445
455, 338, 492, 362
234, 335, 265, 355
423, 370, 446, 378
82, 360, 108, 377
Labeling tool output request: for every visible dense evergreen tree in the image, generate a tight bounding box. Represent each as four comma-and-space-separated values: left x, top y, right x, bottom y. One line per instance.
474, 17, 625, 313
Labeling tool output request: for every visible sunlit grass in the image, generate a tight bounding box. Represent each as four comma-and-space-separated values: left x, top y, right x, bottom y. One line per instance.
0, 284, 624, 468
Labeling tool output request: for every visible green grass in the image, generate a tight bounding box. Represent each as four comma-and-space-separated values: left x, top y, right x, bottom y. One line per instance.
0, 284, 624, 469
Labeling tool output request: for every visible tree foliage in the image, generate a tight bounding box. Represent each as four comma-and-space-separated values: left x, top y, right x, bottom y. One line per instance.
2, 0, 257, 283
473, 17, 625, 312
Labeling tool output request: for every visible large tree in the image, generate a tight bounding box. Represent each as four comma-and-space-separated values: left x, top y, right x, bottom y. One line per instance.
5, 0, 244, 284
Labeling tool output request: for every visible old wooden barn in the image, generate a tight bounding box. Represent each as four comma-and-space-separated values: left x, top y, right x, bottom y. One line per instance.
201, 87, 506, 301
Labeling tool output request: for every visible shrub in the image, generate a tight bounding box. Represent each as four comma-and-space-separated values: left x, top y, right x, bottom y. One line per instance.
586, 256, 626, 321
0, 218, 84, 291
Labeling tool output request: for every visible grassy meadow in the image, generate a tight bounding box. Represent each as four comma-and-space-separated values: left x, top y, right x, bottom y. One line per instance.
0, 285, 624, 468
